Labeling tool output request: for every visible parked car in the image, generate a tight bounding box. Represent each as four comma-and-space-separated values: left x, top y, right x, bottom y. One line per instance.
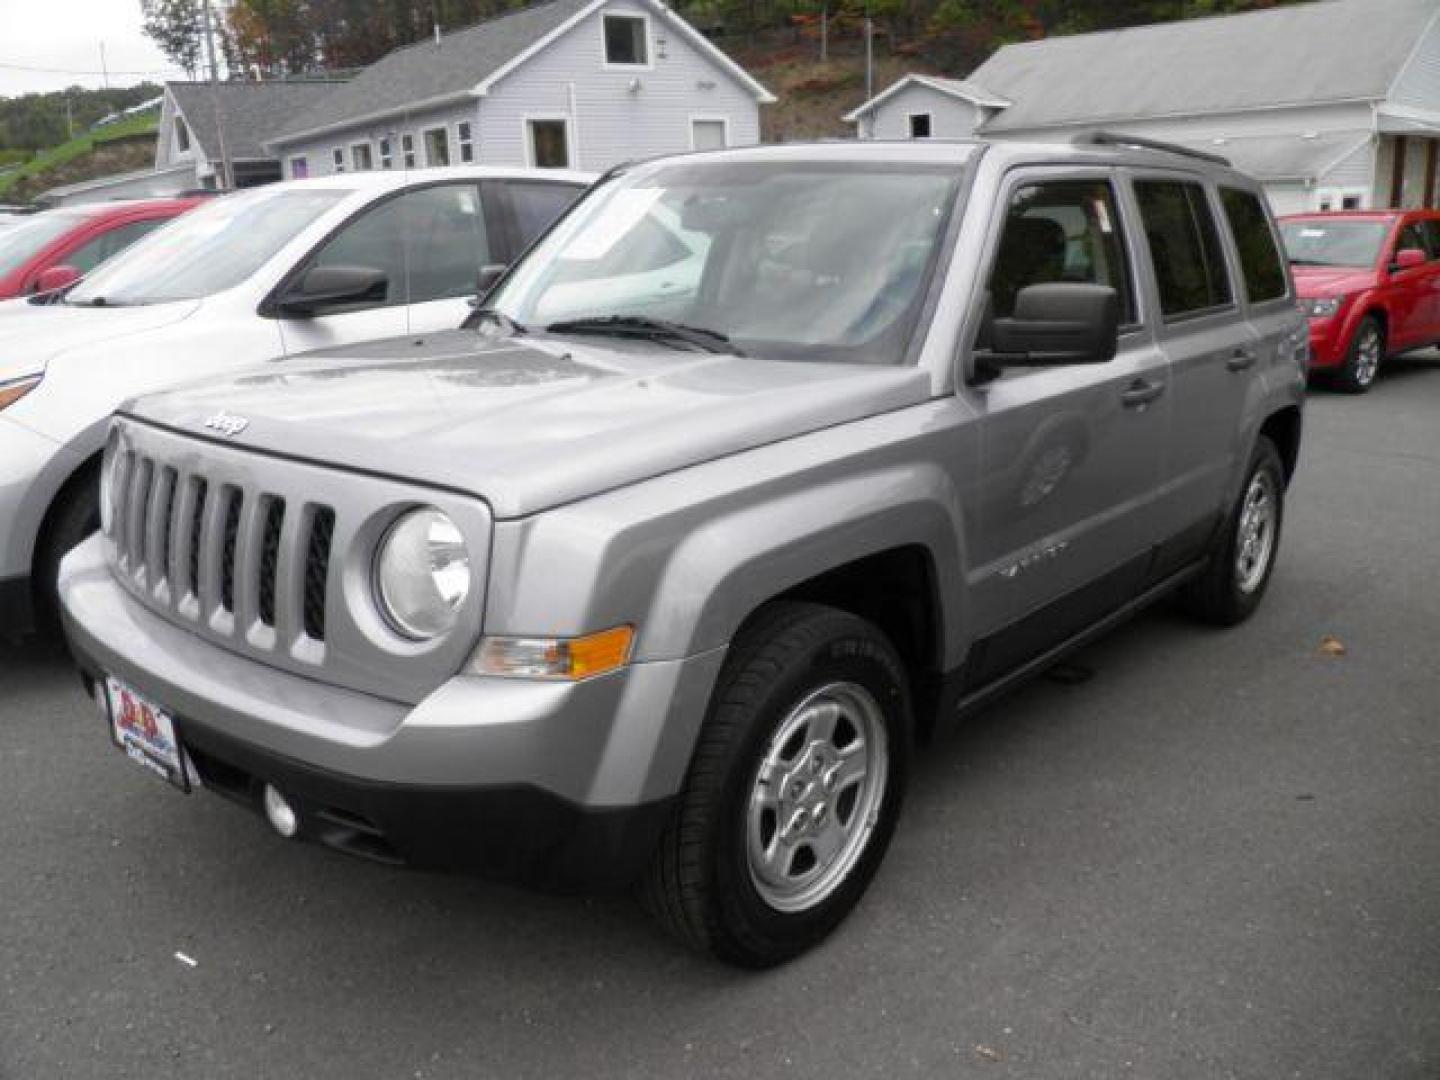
1279, 208, 1440, 392
0, 197, 206, 299
0, 166, 591, 633
60, 138, 1305, 966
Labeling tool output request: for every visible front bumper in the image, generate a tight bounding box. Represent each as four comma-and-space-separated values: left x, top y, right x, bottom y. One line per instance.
60, 535, 726, 890
1306, 318, 1347, 369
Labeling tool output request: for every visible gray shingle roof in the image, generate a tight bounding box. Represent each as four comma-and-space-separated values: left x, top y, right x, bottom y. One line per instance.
971, 0, 1440, 132
167, 80, 345, 160
268, 0, 593, 145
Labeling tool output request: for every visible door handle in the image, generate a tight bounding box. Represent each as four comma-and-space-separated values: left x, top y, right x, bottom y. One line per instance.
1226, 347, 1258, 372
1121, 378, 1165, 409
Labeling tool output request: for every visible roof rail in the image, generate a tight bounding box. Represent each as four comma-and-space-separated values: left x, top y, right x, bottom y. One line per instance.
1076, 130, 1231, 167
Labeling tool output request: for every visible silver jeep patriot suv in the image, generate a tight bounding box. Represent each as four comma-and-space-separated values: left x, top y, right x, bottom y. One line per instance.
61, 137, 1306, 967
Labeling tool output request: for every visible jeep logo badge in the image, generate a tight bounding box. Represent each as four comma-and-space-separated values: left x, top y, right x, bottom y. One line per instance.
204, 411, 249, 438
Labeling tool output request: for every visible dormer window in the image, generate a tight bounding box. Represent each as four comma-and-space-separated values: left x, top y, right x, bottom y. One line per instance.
603, 14, 649, 66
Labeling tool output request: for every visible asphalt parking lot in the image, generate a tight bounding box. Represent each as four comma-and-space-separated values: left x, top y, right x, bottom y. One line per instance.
2, 358, 1437, 1080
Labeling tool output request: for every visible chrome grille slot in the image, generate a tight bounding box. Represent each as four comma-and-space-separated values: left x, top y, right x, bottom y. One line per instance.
122, 458, 153, 574
258, 498, 285, 629
303, 508, 335, 642
187, 479, 208, 601
219, 486, 242, 614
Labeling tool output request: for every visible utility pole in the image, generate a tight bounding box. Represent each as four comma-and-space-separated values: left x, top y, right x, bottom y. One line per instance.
99, 42, 109, 89
65, 96, 74, 139
200, 0, 233, 190
820, 4, 828, 63
864, 3, 873, 103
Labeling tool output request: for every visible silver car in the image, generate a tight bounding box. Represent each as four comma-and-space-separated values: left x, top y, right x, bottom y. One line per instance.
0, 166, 590, 633
61, 138, 1306, 966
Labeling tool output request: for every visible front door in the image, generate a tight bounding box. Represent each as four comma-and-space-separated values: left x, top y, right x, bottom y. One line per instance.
961, 169, 1170, 684
275, 181, 497, 355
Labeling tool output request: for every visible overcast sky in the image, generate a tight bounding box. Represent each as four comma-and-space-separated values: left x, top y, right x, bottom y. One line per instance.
0, 0, 186, 97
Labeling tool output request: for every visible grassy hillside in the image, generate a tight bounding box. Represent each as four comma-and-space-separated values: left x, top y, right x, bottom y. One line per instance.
0, 111, 160, 202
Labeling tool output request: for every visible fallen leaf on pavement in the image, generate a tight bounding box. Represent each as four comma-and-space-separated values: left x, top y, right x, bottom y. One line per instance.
1318, 635, 1347, 657
975, 1044, 1004, 1063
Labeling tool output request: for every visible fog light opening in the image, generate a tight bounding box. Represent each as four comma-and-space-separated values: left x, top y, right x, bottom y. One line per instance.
262, 784, 299, 838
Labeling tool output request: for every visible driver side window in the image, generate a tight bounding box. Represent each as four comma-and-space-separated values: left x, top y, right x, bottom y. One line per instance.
987, 179, 1135, 323
307, 183, 492, 308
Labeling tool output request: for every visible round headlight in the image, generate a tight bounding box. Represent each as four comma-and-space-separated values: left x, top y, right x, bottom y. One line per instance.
374, 509, 471, 640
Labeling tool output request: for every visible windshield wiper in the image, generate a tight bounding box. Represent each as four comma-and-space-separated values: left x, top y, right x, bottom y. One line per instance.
545, 315, 744, 356
471, 306, 528, 336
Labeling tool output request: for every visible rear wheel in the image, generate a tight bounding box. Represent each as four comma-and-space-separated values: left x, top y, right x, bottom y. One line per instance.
1178, 436, 1285, 626
640, 601, 911, 967
1334, 315, 1383, 394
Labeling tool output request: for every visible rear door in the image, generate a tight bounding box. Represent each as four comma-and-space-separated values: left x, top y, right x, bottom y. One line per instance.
962, 167, 1170, 683
274, 181, 502, 355
1127, 173, 1254, 573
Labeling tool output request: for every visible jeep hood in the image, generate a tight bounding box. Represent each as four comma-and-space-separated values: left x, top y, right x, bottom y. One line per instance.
0, 297, 201, 384
124, 329, 932, 518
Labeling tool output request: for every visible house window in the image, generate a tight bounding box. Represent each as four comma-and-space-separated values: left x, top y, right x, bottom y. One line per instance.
351, 143, 373, 171
908, 113, 932, 139
691, 118, 727, 151
379, 137, 393, 170
457, 121, 474, 163
603, 14, 648, 66
290, 156, 308, 179
1342, 194, 1362, 209
175, 116, 190, 152
424, 126, 450, 167
402, 133, 416, 169
332, 147, 345, 173
527, 119, 570, 169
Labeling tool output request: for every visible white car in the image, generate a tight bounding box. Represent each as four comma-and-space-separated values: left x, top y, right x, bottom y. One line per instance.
0, 166, 591, 634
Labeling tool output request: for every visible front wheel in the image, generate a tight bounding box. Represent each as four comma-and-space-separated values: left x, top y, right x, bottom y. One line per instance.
640, 601, 911, 967
1334, 315, 1383, 394
1178, 436, 1286, 626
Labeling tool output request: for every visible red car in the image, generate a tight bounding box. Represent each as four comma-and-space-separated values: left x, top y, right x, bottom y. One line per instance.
0, 196, 206, 300
1279, 209, 1440, 393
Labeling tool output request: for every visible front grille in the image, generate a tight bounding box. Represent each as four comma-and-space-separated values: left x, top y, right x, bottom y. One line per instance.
110, 448, 335, 650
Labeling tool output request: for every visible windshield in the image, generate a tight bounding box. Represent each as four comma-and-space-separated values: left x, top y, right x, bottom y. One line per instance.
0, 210, 91, 277
1280, 220, 1390, 268
491, 160, 964, 363
68, 187, 347, 305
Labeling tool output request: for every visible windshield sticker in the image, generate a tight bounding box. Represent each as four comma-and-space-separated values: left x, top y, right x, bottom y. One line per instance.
1093, 198, 1113, 234
1300, 228, 1326, 238
565, 189, 663, 260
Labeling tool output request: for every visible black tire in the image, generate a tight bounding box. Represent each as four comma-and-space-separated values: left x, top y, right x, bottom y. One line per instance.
1178, 436, 1285, 626
640, 601, 911, 968
1333, 315, 1383, 394
33, 469, 100, 636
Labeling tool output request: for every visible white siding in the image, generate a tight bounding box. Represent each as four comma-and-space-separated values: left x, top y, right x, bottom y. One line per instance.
477, 1, 761, 170
1320, 137, 1377, 190
864, 84, 985, 141
154, 90, 207, 187
280, 101, 481, 178
1388, 9, 1440, 112
1263, 183, 1311, 217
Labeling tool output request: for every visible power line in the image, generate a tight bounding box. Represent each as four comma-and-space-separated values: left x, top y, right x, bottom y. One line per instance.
0, 60, 189, 77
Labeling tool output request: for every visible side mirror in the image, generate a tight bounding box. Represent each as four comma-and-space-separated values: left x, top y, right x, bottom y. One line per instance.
469, 263, 508, 308
1392, 247, 1426, 271
33, 264, 82, 294
275, 265, 388, 317
980, 284, 1120, 368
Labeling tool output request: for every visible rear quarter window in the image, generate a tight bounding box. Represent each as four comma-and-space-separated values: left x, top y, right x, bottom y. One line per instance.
1219, 188, 1288, 303
1134, 179, 1233, 319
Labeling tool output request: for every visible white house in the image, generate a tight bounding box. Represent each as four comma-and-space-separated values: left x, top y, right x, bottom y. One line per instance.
265, 0, 774, 179
845, 0, 1440, 215
156, 80, 348, 189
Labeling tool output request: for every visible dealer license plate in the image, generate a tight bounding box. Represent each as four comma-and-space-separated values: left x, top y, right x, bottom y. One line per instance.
102, 675, 193, 792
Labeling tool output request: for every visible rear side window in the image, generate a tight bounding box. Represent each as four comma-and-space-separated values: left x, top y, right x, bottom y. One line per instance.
1135, 180, 1233, 319
505, 182, 582, 251
986, 179, 1135, 323
1422, 219, 1440, 259
1219, 188, 1287, 303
